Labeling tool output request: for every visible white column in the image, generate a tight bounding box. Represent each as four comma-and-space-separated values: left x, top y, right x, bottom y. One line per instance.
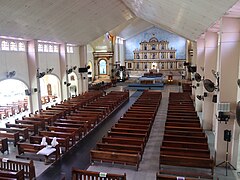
79, 45, 88, 93
214, 17, 240, 167
202, 32, 218, 130
27, 40, 41, 113
59, 43, 68, 100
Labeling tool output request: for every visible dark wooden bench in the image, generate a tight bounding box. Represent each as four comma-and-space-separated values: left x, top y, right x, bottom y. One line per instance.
163, 134, 208, 144
46, 126, 81, 140
96, 143, 143, 156
160, 146, 210, 158
16, 143, 60, 164
0, 169, 24, 180
156, 171, 204, 180
165, 122, 201, 128
0, 132, 19, 147
0, 138, 8, 154
6, 122, 38, 135
162, 140, 209, 150
159, 154, 214, 176
16, 118, 45, 130
90, 150, 140, 170
0, 158, 35, 180
165, 126, 203, 132
30, 135, 70, 152
164, 130, 206, 137
0, 127, 29, 141
102, 136, 144, 147
39, 131, 76, 145
72, 168, 126, 180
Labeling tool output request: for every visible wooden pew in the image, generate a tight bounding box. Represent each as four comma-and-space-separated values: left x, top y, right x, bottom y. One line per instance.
90, 150, 140, 170
30, 135, 70, 152
0, 169, 24, 180
0, 138, 8, 154
156, 172, 202, 180
46, 126, 81, 140
0, 132, 19, 147
165, 126, 203, 132
164, 130, 206, 137
165, 122, 201, 128
6, 122, 38, 135
15, 118, 46, 131
96, 143, 143, 156
163, 134, 207, 144
160, 146, 210, 158
0, 158, 35, 180
72, 168, 126, 180
0, 127, 29, 141
162, 140, 209, 150
17, 143, 60, 164
159, 154, 214, 175
39, 131, 76, 145
102, 136, 144, 147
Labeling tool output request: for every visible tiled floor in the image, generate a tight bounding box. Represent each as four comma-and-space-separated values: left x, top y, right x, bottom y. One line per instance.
0, 82, 240, 179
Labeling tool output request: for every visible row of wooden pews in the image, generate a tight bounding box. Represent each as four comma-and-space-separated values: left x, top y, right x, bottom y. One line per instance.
91, 90, 162, 170
157, 92, 214, 180
14, 91, 129, 165
0, 158, 36, 179
0, 98, 28, 119
72, 168, 126, 180
89, 82, 113, 91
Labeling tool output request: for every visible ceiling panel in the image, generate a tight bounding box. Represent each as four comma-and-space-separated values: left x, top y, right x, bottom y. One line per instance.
0, 0, 135, 44
122, 0, 239, 40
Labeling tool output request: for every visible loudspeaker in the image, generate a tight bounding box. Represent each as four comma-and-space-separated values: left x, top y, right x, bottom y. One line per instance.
224, 130, 231, 142
212, 95, 217, 103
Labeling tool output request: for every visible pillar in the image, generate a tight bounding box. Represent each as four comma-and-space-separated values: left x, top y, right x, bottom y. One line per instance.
215, 17, 240, 167
202, 32, 218, 130
27, 40, 41, 112
59, 43, 69, 100
195, 38, 205, 112
79, 45, 88, 93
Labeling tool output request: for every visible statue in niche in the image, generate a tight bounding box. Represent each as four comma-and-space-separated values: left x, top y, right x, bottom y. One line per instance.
152, 44, 156, 50
144, 45, 147, 50
144, 54, 147, 59
152, 53, 156, 59
136, 54, 140, 59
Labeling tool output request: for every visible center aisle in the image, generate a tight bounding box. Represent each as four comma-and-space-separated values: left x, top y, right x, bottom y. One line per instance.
87, 89, 171, 180
37, 90, 141, 180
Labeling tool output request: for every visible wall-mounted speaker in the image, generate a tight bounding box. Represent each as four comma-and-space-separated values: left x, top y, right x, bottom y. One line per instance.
224, 129, 231, 142
212, 95, 217, 103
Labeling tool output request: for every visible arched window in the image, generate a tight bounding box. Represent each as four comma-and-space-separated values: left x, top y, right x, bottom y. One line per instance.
49, 45, 54, 52
99, 59, 107, 74
54, 45, 58, 52
1, 41, 9, 51
18, 42, 25, 51
10, 42, 17, 51
44, 44, 48, 52
38, 44, 43, 52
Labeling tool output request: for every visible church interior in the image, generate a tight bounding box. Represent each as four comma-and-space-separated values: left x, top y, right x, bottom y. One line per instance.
0, 0, 240, 179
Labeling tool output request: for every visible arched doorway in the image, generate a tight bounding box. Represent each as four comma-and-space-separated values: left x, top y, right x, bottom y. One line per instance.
0, 79, 29, 118
40, 74, 61, 105
99, 59, 107, 75
87, 61, 93, 82
68, 72, 78, 97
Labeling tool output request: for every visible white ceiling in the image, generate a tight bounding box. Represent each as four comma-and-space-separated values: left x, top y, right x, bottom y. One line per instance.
0, 0, 239, 44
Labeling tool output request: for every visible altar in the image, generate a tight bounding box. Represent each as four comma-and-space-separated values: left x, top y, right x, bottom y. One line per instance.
139, 76, 163, 84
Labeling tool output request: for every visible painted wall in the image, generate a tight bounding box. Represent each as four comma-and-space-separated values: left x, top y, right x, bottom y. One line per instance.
125, 27, 186, 60
0, 51, 29, 85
